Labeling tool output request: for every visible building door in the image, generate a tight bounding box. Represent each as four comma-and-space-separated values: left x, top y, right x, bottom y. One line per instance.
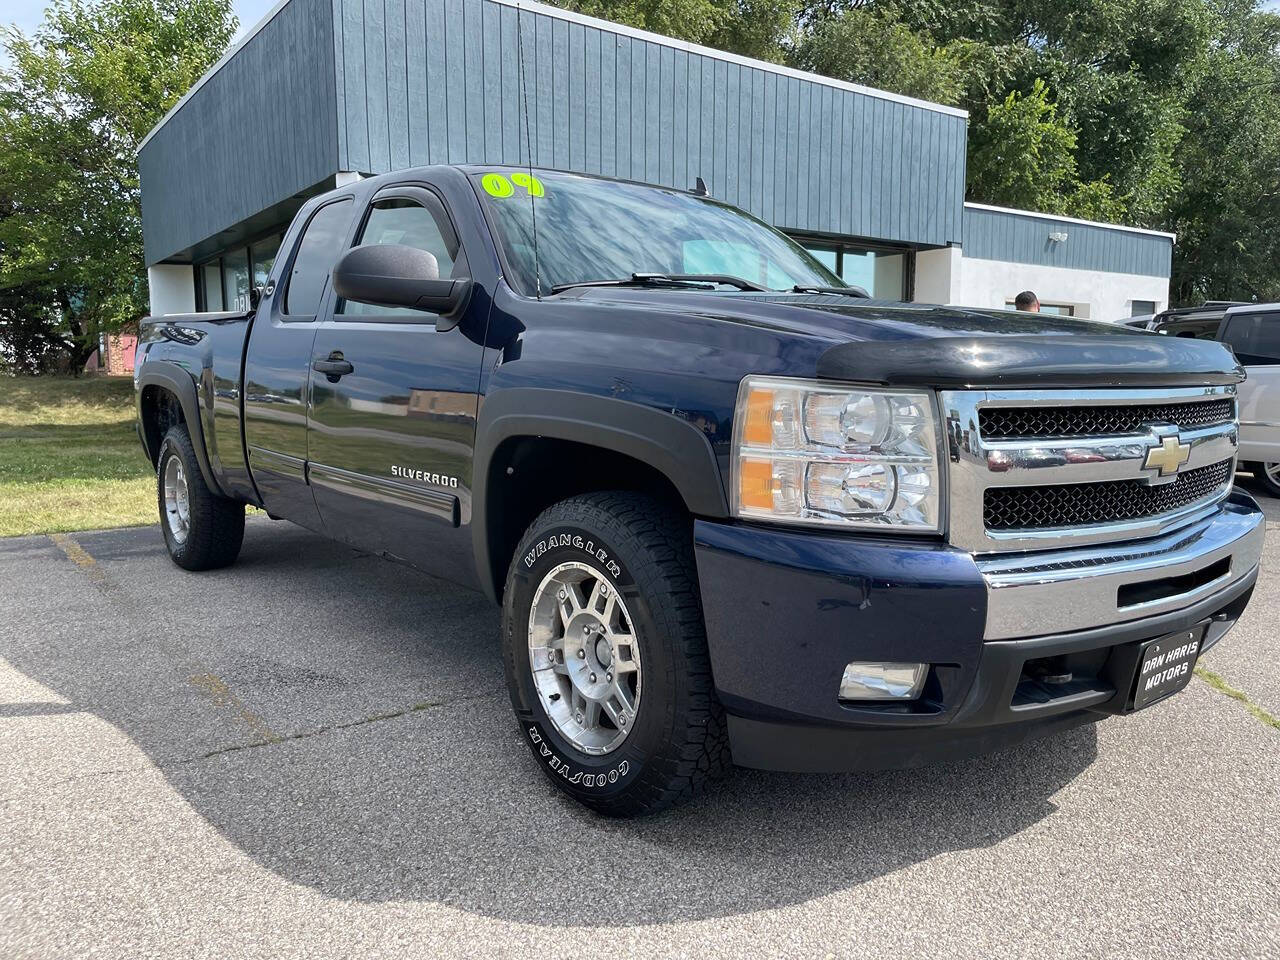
243, 197, 355, 531
307, 183, 488, 585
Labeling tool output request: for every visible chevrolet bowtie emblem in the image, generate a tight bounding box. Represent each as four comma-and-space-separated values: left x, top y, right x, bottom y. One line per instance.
1144, 435, 1192, 476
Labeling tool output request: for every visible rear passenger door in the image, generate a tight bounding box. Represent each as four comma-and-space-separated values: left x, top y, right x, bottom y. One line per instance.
307, 183, 489, 584
243, 197, 355, 532
1219, 310, 1280, 465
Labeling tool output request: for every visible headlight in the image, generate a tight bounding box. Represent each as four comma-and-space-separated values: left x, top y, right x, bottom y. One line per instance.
732, 375, 942, 531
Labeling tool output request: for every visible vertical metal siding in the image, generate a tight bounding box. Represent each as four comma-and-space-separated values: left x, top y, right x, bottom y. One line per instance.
142, 0, 970, 264
139, 0, 338, 265
327, 0, 966, 247
961, 206, 1173, 278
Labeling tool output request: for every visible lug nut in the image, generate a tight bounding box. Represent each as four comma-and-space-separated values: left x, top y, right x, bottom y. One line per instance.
577, 649, 586, 659
590, 673, 597, 683
606, 672, 613, 683
575, 713, 583, 724
582, 625, 590, 635
618, 715, 627, 726
558, 589, 566, 600
600, 584, 609, 597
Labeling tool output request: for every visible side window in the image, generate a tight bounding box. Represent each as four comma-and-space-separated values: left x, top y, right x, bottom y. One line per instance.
285, 199, 354, 316
339, 196, 466, 317
1221, 313, 1280, 365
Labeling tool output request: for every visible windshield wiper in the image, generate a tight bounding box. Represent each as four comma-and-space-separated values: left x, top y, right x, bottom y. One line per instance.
792, 284, 871, 298
551, 272, 769, 294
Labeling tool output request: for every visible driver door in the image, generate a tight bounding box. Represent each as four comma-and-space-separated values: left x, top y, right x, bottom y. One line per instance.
307, 182, 489, 585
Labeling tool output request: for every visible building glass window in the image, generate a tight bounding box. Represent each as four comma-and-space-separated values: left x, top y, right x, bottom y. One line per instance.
793, 237, 911, 300
805, 245, 838, 275
1005, 300, 1074, 316
222, 248, 250, 312
839, 248, 907, 300
200, 260, 223, 312
1131, 300, 1156, 317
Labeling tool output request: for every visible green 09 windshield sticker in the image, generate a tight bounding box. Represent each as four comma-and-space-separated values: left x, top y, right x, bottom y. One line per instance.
481, 172, 545, 198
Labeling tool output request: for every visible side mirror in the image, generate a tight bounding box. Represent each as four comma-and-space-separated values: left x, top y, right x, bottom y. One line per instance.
332, 243, 471, 326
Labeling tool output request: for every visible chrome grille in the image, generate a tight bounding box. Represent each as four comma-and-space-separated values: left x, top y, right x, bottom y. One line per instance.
979, 398, 1234, 440
942, 386, 1239, 553
984, 460, 1233, 531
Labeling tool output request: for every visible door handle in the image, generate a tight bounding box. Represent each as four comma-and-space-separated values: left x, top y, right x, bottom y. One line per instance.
312, 353, 354, 382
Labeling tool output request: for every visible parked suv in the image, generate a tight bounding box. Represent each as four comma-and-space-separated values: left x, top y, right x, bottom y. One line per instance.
134, 166, 1264, 815
1219, 305, 1280, 496
1151, 302, 1280, 496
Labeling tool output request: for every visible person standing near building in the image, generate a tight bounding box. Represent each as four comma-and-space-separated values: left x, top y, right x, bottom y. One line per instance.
1014, 291, 1041, 312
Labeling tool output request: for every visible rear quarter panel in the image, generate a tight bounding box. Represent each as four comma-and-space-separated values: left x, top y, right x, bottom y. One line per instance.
138, 312, 258, 502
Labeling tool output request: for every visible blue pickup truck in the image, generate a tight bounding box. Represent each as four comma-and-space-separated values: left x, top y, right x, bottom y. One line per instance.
135, 165, 1264, 815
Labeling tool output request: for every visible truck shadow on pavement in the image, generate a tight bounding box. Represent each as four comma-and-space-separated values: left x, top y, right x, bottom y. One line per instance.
4, 521, 1099, 927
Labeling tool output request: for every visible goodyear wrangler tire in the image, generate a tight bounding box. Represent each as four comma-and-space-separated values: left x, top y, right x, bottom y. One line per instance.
503, 491, 730, 816
156, 425, 245, 571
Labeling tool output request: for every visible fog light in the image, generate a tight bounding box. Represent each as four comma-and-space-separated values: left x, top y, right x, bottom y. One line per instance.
839, 662, 928, 701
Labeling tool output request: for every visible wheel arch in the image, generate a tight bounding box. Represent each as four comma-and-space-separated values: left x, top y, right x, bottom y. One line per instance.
473, 388, 729, 604
137, 361, 228, 498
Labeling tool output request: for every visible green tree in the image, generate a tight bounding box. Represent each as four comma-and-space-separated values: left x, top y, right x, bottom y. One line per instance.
967, 79, 1125, 221
549, 0, 796, 62
0, 0, 235, 373
790, 6, 967, 105
1167, 7, 1280, 303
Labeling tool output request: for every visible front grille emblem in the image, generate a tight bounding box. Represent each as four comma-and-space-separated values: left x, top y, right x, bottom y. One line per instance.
1143, 433, 1192, 478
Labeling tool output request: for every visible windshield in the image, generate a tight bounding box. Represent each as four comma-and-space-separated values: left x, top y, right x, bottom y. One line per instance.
471, 169, 843, 295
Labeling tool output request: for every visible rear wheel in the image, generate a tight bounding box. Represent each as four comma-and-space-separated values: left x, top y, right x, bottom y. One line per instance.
157, 425, 245, 570
502, 491, 730, 816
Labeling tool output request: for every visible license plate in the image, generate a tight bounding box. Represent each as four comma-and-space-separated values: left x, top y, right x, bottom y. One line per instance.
1132, 627, 1204, 710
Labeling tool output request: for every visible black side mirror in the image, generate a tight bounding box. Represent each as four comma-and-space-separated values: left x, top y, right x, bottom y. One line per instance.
332, 243, 471, 327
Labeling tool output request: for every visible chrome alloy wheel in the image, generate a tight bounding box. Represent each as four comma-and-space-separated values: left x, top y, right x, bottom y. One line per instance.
1265, 463, 1280, 486
528, 561, 641, 755
162, 454, 191, 545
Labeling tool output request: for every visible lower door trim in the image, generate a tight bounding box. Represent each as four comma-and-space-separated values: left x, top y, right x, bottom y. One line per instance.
308, 462, 460, 526
248, 446, 307, 482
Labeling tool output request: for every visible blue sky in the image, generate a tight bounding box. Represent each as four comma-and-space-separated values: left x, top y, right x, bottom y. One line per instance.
3, 0, 278, 51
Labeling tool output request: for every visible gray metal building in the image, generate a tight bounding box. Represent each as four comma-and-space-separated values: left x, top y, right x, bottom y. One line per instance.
139, 0, 1174, 321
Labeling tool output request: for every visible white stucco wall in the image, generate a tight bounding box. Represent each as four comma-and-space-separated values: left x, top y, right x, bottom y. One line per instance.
951, 256, 1169, 322
913, 247, 1170, 321
146, 263, 196, 317
913, 246, 963, 306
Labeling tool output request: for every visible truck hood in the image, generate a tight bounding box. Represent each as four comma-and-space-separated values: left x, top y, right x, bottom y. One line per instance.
560, 288, 1245, 388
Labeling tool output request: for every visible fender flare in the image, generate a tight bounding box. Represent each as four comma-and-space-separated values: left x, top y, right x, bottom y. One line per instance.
472, 387, 729, 602
136, 360, 228, 499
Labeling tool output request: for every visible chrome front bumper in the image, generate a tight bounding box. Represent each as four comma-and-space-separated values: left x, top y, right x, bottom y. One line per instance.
979, 495, 1265, 640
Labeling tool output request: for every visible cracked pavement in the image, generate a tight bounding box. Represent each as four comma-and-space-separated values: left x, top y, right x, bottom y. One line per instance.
1, 481, 1278, 959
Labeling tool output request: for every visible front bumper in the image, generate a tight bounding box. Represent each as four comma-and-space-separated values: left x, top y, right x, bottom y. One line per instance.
693, 491, 1264, 773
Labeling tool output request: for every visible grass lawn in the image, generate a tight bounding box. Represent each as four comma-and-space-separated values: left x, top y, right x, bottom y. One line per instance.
0, 376, 155, 537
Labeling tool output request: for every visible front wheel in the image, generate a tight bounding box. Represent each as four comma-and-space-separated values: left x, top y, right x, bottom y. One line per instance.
156, 425, 245, 570
1247, 461, 1280, 498
502, 492, 730, 816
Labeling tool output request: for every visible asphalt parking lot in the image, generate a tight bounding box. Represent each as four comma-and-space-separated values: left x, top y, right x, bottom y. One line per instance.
2, 483, 1278, 959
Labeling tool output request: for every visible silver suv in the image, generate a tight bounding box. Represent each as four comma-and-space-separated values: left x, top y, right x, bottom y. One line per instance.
1153, 302, 1280, 496
1220, 304, 1280, 496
